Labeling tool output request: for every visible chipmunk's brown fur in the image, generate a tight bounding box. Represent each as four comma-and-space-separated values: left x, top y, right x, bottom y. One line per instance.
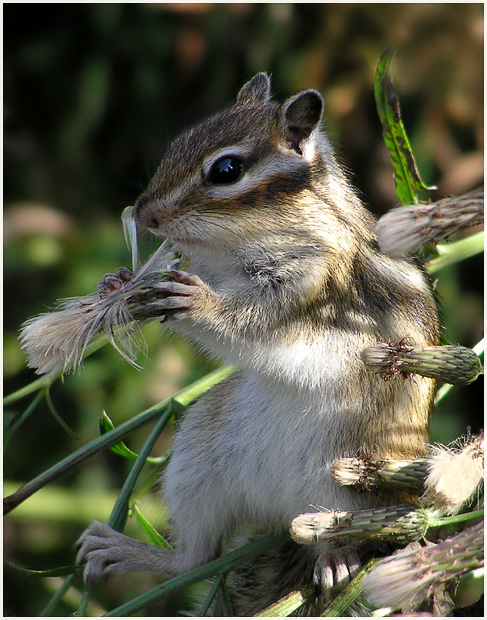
77, 73, 439, 615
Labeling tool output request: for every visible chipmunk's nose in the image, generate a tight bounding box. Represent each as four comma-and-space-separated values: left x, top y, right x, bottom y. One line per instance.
133, 194, 161, 230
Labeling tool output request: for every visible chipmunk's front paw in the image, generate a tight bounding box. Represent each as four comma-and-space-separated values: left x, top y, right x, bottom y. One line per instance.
97, 267, 133, 297
76, 521, 135, 586
150, 270, 213, 321
314, 547, 361, 597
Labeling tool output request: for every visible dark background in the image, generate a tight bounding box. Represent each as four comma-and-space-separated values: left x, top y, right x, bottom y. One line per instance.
4, 3, 483, 615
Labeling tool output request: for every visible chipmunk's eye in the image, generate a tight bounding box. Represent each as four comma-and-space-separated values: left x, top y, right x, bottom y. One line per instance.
207, 156, 244, 185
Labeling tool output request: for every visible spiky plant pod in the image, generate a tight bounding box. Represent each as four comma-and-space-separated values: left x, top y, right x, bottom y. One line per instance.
422, 434, 484, 514
375, 186, 484, 256
290, 503, 433, 546
19, 208, 186, 375
331, 456, 429, 495
361, 339, 483, 385
332, 435, 484, 512
362, 520, 484, 612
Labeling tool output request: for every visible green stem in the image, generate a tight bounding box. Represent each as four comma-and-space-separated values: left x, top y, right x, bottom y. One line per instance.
103, 534, 283, 617
44, 386, 78, 438
3, 336, 109, 407
427, 509, 484, 529
76, 588, 90, 616
427, 231, 484, 274
108, 402, 175, 533
40, 573, 76, 617
3, 375, 54, 408
4, 391, 44, 448
321, 558, 380, 616
197, 575, 224, 616
256, 587, 316, 617
3, 365, 234, 515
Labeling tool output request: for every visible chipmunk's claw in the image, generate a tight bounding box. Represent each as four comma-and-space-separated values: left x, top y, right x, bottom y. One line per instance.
97, 268, 133, 297
76, 521, 131, 586
148, 270, 209, 320
314, 547, 361, 597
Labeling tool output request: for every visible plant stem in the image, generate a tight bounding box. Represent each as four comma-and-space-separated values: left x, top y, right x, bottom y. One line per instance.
321, 559, 380, 616
107, 402, 175, 532
40, 573, 76, 617
4, 391, 44, 448
256, 587, 316, 616
103, 534, 283, 617
427, 231, 484, 274
197, 575, 224, 616
427, 509, 484, 529
3, 336, 109, 407
3, 365, 234, 515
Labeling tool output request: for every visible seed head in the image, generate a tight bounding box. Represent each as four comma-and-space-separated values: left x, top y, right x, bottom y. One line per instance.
363, 521, 484, 611
19, 209, 186, 375
375, 187, 483, 256
423, 434, 484, 514
361, 340, 483, 385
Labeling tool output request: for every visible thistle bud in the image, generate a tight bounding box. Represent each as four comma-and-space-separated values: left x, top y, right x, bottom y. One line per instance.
361, 340, 483, 385
362, 521, 484, 612
375, 187, 484, 256
331, 456, 428, 495
291, 502, 429, 546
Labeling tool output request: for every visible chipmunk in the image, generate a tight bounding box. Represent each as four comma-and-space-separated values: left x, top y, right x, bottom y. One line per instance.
77, 73, 439, 614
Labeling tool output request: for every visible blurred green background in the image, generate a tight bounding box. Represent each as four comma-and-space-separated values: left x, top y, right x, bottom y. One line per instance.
4, 3, 483, 616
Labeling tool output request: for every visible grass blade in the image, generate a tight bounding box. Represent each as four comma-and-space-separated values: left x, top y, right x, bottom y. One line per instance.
374, 50, 434, 205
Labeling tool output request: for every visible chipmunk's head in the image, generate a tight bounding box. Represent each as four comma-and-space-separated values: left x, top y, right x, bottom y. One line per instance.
133, 73, 325, 250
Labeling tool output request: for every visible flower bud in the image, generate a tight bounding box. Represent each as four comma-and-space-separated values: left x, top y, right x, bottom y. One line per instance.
375, 187, 483, 256
361, 341, 483, 385
363, 521, 483, 611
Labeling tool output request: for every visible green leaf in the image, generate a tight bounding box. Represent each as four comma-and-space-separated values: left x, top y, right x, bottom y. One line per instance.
99, 410, 169, 464
256, 587, 316, 616
133, 504, 172, 548
10, 564, 78, 577
374, 50, 435, 205
99, 410, 140, 460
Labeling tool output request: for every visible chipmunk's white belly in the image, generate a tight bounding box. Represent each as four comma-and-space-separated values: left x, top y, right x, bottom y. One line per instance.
221, 372, 374, 523
178, 316, 373, 391
165, 367, 377, 547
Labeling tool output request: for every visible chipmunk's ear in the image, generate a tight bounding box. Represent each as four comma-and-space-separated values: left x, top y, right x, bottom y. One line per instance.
281, 90, 323, 156
236, 73, 271, 105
